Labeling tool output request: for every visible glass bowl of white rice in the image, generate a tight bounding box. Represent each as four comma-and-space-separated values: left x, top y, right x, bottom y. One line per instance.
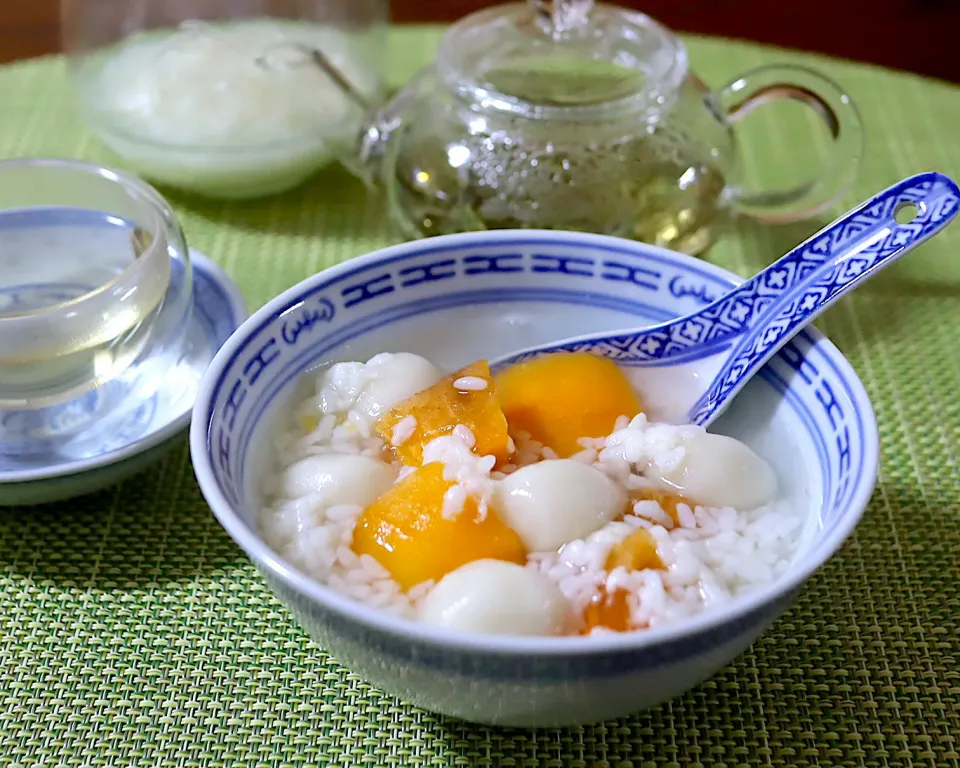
63, 0, 387, 199
189, 230, 879, 727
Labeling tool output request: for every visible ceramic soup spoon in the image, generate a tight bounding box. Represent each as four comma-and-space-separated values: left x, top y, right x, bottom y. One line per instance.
490, 171, 960, 427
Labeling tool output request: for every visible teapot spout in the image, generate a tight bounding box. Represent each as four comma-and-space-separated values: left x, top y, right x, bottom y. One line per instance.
345, 113, 396, 188
342, 67, 435, 189
338, 65, 433, 191
302, 46, 386, 186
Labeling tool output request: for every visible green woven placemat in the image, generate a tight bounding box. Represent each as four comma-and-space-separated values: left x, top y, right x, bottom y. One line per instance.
1, 26, 959, 767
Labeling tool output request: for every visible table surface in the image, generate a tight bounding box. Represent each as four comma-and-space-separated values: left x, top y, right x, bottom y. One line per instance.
1, 27, 959, 768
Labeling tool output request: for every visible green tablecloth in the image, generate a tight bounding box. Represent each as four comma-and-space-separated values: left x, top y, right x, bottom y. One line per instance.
1, 26, 958, 767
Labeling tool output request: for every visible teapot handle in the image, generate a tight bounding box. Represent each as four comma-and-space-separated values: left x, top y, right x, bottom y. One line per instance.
712, 64, 864, 223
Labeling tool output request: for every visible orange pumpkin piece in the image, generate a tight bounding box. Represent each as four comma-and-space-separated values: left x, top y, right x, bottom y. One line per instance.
581, 587, 633, 634
581, 530, 665, 634
604, 528, 665, 572
375, 360, 511, 466
630, 488, 696, 527
494, 352, 644, 458
351, 463, 526, 590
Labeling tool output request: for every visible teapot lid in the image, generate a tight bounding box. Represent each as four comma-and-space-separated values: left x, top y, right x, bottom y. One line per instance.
436, 0, 687, 114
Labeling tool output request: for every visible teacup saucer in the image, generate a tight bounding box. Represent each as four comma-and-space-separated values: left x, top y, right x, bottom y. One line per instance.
0, 250, 247, 506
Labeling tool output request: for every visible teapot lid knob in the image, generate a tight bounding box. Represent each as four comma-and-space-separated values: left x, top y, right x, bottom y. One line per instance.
529, 0, 595, 34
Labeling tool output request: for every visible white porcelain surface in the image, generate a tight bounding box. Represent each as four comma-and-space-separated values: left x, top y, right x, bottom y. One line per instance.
189, 230, 879, 727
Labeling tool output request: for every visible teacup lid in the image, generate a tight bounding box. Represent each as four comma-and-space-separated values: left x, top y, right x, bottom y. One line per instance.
437, 0, 688, 113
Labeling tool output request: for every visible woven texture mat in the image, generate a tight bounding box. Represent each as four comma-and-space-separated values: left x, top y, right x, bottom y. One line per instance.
1, 27, 958, 767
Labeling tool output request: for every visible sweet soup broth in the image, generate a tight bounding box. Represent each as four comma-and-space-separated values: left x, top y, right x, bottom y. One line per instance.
259, 351, 800, 637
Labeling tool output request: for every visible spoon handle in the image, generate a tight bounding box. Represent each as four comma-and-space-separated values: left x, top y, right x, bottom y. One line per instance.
688, 171, 960, 425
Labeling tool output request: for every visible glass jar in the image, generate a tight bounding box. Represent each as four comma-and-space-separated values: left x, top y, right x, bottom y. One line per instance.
62, 0, 389, 199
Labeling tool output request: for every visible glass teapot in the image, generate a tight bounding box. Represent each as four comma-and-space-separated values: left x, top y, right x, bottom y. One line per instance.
335, 0, 864, 255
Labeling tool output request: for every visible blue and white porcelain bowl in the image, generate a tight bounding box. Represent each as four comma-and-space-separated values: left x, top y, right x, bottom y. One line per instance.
189, 230, 879, 727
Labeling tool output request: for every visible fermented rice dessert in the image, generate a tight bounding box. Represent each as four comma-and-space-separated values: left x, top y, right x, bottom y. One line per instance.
259, 351, 800, 637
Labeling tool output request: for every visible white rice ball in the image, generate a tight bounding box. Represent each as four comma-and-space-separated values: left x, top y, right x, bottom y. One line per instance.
495, 459, 627, 551
280, 454, 397, 507
354, 353, 443, 420
417, 559, 572, 636
646, 432, 777, 510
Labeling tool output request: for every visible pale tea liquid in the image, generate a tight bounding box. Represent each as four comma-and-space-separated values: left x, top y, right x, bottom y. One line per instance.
0, 209, 168, 407
391, 57, 728, 255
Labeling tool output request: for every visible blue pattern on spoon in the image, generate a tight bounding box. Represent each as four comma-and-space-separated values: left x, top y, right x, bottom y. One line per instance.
491, 172, 960, 427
